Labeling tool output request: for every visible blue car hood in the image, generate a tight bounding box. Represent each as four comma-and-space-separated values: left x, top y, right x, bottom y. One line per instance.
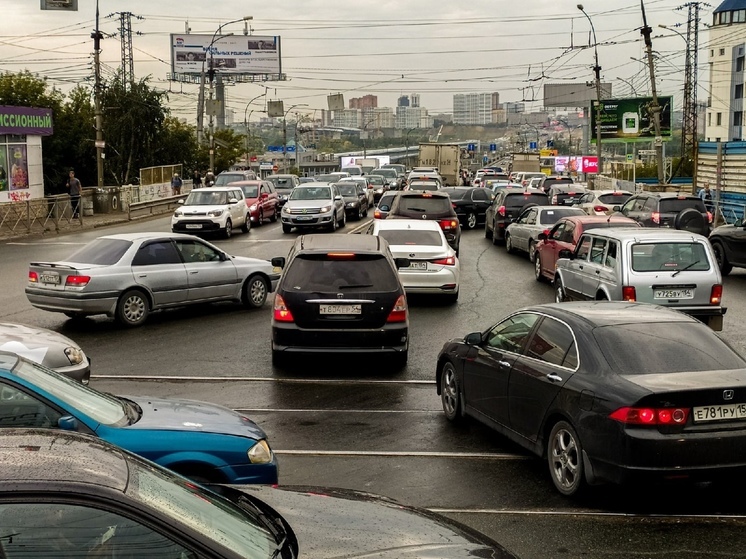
122, 396, 267, 440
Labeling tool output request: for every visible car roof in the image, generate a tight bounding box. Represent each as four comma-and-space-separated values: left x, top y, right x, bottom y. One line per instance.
229, 180, 263, 185
529, 301, 698, 328
504, 188, 546, 195
549, 184, 587, 192
398, 190, 450, 198
266, 174, 297, 178
294, 233, 387, 253
561, 215, 636, 225
98, 232, 198, 242
634, 191, 698, 199
0, 428, 128, 491
374, 218, 442, 232
577, 227, 707, 241
191, 186, 240, 192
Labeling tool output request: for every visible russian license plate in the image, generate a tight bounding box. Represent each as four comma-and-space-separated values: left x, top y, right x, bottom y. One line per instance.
654, 289, 693, 299
185, 224, 202, 229
295, 216, 313, 221
319, 304, 361, 315
39, 273, 60, 284
408, 262, 427, 270
693, 403, 746, 423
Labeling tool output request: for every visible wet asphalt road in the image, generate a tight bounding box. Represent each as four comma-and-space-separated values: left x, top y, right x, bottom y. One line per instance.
3, 214, 746, 558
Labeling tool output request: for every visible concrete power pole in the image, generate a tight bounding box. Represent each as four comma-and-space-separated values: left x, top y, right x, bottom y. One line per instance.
92, 0, 104, 187
640, 0, 665, 185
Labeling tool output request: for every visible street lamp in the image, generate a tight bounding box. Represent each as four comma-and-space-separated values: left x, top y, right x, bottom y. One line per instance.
283, 104, 308, 173
578, 4, 603, 175
244, 90, 268, 170
616, 76, 639, 96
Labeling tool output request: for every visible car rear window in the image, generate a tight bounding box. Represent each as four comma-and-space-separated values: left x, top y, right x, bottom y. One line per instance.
67, 238, 132, 265
214, 174, 243, 186
659, 198, 706, 213
631, 242, 711, 272
284, 255, 400, 291
539, 208, 583, 225
505, 193, 548, 208
594, 323, 746, 374
397, 196, 451, 213
442, 189, 469, 200
598, 193, 632, 204
378, 230, 443, 246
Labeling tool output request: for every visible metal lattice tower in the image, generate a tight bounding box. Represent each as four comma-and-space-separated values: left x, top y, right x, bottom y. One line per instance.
676, 2, 702, 179
119, 12, 134, 90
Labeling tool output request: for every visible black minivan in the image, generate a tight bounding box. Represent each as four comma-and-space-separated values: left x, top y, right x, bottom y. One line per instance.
270, 235, 410, 368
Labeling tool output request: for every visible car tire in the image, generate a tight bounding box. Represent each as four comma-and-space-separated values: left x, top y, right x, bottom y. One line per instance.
243, 274, 269, 308
528, 240, 537, 263
505, 234, 516, 254
282, 224, 292, 234
270, 207, 278, 223
484, 221, 493, 239
466, 212, 477, 230
391, 351, 408, 370
363, 203, 369, 217
357, 205, 365, 220
535, 253, 545, 282
224, 219, 232, 239
339, 208, 346, 228
712, 241, 733, 276
240, 216, 251, 233
116, 289, 149, 327
554, 277, 566, 303
674, 207, 708, 236
439, 360, 463, 423
547, 420, 586, 497
491, 220, 501, 245
328, 212, 338, 232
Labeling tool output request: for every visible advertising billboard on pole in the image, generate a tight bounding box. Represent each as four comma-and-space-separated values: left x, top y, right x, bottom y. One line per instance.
171, 34, 281, 75
590, 97, 673, 143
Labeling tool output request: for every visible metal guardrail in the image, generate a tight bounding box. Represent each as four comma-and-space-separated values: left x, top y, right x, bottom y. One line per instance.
706, 200, 746, 226
0, 195, 85, 235
127, 195, 187, 219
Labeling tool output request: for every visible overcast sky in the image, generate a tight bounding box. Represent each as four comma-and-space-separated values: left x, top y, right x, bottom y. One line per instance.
2, 0, 705, 124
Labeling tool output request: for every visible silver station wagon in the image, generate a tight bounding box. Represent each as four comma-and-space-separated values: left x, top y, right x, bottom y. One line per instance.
554, 228, 726, 330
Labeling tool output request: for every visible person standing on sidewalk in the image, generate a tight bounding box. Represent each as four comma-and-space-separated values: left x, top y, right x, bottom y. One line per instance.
66, 170, 82, 218
171, 173, 183, 195
193, 169, 202, 188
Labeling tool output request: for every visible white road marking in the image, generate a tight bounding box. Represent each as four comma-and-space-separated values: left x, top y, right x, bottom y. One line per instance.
427, 508, 746, 519
347, 221, 371, 234
235, 408, 435, 413
92, 375, 435, 384
274, 450, 528, 459
7, 242, 87, 246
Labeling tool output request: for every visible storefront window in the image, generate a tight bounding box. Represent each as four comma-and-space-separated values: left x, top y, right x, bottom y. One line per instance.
0, 136, 29, 193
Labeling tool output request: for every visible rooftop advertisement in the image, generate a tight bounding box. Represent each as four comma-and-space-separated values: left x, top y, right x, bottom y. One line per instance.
590, 97, 673, 143
0, 106, 54, 136
170, 34, 281, 76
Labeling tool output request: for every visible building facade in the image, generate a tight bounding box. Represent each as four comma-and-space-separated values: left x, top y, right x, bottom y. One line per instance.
362, 107, 395, 129
453, 92, 500, 124
332, 109, 362, 129
349, 95, 378, 109
394, 106, 433, 129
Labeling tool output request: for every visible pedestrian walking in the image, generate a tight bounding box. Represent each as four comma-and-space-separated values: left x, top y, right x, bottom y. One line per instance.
204, 169, 216, 187
171, 173, 183, 195
66, 170, 82, 218
193, 169, 202, 188
699, 182, 712, 202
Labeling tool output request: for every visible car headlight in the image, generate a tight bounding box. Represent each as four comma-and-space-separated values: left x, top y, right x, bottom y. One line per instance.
282, 205, 290, 213
320, 205, 332, 213
248, 439, 273, 464
207, 209, 224, 217
346, 202, 355, 208
64, 347, 85, 366
173, 210, 183, 217
249, 204, 258, 212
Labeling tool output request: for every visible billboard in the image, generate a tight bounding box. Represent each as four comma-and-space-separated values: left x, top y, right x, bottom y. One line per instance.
554, 156, 598, 174
170, 34, 281, 75
543, 83, 612, 108
590, 97, 673, 143
0, 106, 54, 136
327, 94, 345, 111
267, 101, 284, 118
41, 0, 77, 10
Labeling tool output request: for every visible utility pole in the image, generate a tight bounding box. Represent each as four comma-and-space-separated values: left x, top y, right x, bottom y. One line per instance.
117, 11, 136, 90
640, 0, 665, 185
578, 5, 604, 175
92, 0, 104, 187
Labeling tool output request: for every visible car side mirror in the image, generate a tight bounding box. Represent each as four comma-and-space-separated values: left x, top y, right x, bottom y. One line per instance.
178, 199, 185, 204
464, 331, 482, 345
229, 198, 239, 204
334, 195, 343, 201
538, 229, 550, 241
558, 249, 574, 259
58, 415, 79, 431
271, 257, 286, 268
394, 257, 411, 269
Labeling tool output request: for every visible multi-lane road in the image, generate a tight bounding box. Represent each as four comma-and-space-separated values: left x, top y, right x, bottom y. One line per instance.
3, 214, 746, 558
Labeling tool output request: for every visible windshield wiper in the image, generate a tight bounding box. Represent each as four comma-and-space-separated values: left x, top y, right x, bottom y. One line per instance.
671, 260, 701, 277
118, 397, 142, 425
405, 207, 428, 212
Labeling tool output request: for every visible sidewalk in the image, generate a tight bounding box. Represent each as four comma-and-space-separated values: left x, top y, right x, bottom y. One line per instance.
0, 212, 159, 243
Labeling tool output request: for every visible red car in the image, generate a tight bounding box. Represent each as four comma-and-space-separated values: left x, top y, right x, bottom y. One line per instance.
534, 215, 639, 283
233, 180, 280, 226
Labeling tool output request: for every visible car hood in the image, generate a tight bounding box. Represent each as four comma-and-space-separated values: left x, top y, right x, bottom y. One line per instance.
179, 204, 230, 212
284, 199, 332, 209
234, 485, 516, 559
124, 396, 267, 439
0, 323, 81, 370
340, 194, 360, 202
227, 255, 273, 271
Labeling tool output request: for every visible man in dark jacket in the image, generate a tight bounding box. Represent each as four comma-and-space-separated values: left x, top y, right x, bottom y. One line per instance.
66, 170, 82, 218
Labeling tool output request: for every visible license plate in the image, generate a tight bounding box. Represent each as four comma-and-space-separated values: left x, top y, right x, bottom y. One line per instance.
408, 262, 427, 270
185, 224, 202, 229
295, 216, 313, 221
654, 289, 693, 299
693, 403, 746, 423
320, 304, 361, 315
39, 273, 60, 284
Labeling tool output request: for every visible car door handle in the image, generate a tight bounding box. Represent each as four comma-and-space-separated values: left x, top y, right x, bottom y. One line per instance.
498, 360, 512, 368
138, 274, 147, 278
595, 270, 600, 275
189, 271, 199, 274
547, 373, 563, 383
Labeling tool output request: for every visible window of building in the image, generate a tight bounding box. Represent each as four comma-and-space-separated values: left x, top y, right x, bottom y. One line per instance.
738, 57, 745, 72
735, 111, 743, 126
735, 10, 746, 23
708, 113, 712, 126
720, 48, 726, 56
717, 112, 723, 125
720, 11, 731, 25
737, 84, 744, 99
711, 49, 715, 57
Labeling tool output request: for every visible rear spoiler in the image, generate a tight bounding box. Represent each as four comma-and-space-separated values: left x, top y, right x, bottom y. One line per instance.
29, 262, 77, 270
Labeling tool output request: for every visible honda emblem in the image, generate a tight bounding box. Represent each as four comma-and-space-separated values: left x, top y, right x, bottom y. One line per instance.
724, 390, 735, 401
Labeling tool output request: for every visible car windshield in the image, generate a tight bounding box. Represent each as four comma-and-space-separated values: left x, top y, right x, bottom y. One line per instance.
368, 176, 385, 185
659, 198, 706, 213
374, 169, 397, 178
316, 174, 336, 182
240, 185, 259, 198
539, 208, 583, 225
594, 322, 746, 374
631, 242, 711, 272
398, 196, 450, 213
126, 458, 275, 557
66, 238, 132, 265
290, 186, 331, 200
598, 193, 632, 204
283, 254, 400, 291
214, 174, 244, 186
505, 194, 547, 208
443, 189, 469, 200
186, 191, 228, 205
337, 184, 358, 196
12, 359, 128, 426
378, 230, 443, 246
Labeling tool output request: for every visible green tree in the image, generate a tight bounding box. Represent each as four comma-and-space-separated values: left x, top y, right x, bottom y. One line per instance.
201, 128, 245, 174
154, 117, 199, 177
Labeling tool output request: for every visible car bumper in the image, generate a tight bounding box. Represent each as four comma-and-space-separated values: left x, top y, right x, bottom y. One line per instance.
218, 459, 279, 485
172, 219, 223, 232
398, 269, 459, 295
281, 211, 334, 227
54, 359, 92, 384
272, 323, 408, 354
26, 288, 119, 316
675, 306, 726, 331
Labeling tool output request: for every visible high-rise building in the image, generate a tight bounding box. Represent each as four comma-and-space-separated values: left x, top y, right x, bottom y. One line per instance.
398, 95, 410, 107
362, 107, 395, 129
395, 106, 433, 129
333, 109, 362, 128
453, 92, 498, 124
503, 102, 526, 114
410, 93, 420, 108
349, 95, 378, 109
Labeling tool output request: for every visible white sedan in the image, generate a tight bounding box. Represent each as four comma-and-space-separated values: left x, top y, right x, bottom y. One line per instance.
365, 219, 460, 303
575, 190, 633, 215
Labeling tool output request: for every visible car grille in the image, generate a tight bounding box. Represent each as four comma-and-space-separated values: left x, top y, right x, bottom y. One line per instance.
182, 211, 208, 216
286, 207, 322, 215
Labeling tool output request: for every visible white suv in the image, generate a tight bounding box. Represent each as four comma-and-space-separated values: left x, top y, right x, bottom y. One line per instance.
171, 187, 250, 238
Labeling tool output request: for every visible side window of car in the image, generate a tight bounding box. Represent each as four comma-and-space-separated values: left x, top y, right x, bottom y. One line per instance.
559, 222, 575, 243
576, 235, 592, 260
620, 198, 637, 213
579, 193, 592, 204
472, 189, 489, 201
526, 209, 538, 225
526, 317, 578, 369
0, 502, 195, 559
485, 313, 540, 354
643, 197, 658, 211
550, 223, 565, 241
604, 241, 618, 268
590, 237, 607, 264
0, 382, 62, 428
132, 241, 182, 266
632, 198, 647, 212
175, 240, 221, 263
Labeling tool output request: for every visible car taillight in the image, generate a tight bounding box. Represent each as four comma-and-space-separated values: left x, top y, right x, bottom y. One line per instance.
452, 203, 457, 209
65, 275, 91, 287
273, 294, 294, 322
439, 219, 458, 230
711, 284, 723, 305
622, 286, 636, 302
651, 211, 660, 224
707, 211, 713, 224
28, 271, 38, 283
497, 205, 506, 217
374, 210, 382, 219
387, 295, 408, 323
593, 205, 607, 213
431, 256, 456, 266
610, 406, 689, 425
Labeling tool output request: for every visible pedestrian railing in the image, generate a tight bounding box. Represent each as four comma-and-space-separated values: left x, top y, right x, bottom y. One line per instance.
706, 200, 746, 225
0, 195, 85, 235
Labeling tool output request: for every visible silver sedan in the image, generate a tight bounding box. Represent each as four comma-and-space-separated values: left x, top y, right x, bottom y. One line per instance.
505, 206, 585, 262
25, 233, 280, 327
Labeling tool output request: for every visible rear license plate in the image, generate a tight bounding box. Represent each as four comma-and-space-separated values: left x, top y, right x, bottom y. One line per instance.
693, 403, 746, 423
185, 224, 202, 229
295, 216, 313, 221
654, 289, 693, 299
39, 273, 60, 284
320, 304, 361, 315
408, 262, 427, 270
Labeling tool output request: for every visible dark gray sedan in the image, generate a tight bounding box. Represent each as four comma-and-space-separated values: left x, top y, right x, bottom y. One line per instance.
25, 233, 279, 327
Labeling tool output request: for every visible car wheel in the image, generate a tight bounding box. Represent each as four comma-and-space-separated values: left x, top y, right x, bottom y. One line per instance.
439, 360, 462, 422
484, 221, 492, 239
491, 220, 501, 245
270, 207, 278, 223
363, 203, 369, 217
466, 212, 477, 230
505, 234, 515, 254
548, 420, 586, 497
712, 241, 733, 276
329, 211, 338, 232
554, 277, 566, 303
357, 205, 365, 220
243, 274, 268, 308
240, 215, 251, 233
116, 289, 149, 327
223, 219, 232, 239
339, 208, 346, 228
282, 224, 292, 234
528, 241, 537, 263
535, 253, 545, 282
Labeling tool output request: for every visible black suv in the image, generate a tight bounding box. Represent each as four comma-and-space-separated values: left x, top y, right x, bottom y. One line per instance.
539, 176, 574, 193
614, 192, 711, 236
270, 234, 410, 368
485, 188, 549, 244
387, 191, 461, 254
547, 184, 588, 206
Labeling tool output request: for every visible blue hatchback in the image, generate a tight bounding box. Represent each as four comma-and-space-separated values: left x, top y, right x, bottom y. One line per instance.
0, 352, 278, 484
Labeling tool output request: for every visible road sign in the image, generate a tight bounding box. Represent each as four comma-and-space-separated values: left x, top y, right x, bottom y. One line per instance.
483, 156, 489, 163
529, 142, 537, 150
489, 143, 497, 151
626, 154, 634, 162
272, 165, 279, 172
286, 146, 296, 153
268, 146, 282, 152
638, 149, 656, 155
467, 143, 476, 152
